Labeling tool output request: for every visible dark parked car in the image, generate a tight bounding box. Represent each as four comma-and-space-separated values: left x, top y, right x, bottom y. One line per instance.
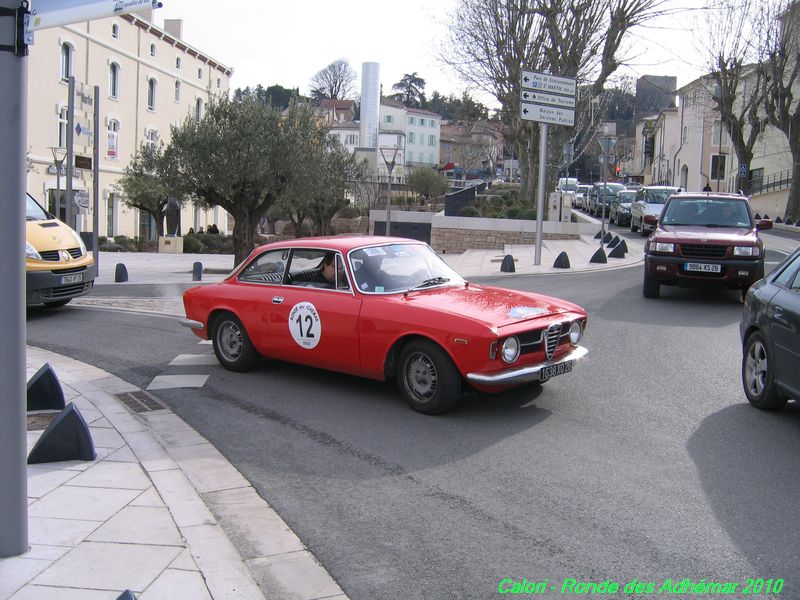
587, 182, 625, 217
740, 247, 800, 409
609, 189, 636, 226
642, 192, 772, 300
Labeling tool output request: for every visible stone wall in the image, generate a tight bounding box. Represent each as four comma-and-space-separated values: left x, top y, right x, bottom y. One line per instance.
431, 228, 578, 254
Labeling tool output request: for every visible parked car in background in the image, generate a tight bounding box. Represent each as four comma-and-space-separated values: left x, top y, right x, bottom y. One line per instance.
642, 192, 772, 300
609, 189, 637, 226
625, 182, 643, 190
587, 182, 626, 217
26, 193, 95, 307
182, 236, 589, 415
630, 185, 681, 236
574, 184, 592, 209
740, 246, 800, 410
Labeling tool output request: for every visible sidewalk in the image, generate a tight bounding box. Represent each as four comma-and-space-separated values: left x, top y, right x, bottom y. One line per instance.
2, 347, 346, 600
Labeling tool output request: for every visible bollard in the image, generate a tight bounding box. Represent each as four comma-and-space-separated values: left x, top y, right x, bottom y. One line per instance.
608, 243, 626, 258
607, 235, 620, 248
594, 230, 602, 239
589, 248, 607, 264
27, 403, 95, 464
114, 263, 128, 283
553, 251, 571, 269
602, 232, 613, 243
775, 216, 783, 223
192, 262, 203, 281
27, 363, 65, 411
500, 255, 515, 273
786, 218, 793, 225
618, 240, 628, 254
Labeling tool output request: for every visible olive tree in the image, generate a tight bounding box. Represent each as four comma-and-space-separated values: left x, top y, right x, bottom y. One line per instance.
406, 167, 450, 211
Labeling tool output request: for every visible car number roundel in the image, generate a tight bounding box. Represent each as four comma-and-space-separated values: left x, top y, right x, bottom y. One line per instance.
288, 302, 321, 349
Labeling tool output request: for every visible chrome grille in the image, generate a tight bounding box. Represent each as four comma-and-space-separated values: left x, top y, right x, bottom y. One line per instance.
680, 244, 727, 259
545, 323, 562, 359
39, 248, 82, 261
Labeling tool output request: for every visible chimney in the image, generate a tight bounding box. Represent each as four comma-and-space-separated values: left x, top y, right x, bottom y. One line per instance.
164, 19, 183, 39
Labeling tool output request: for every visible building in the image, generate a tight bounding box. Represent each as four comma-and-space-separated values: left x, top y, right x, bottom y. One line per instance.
26, 8, 233, 240
439, 121, 503, 179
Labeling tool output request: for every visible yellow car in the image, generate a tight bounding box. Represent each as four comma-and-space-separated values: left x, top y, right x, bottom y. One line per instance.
26, 193, 95, 307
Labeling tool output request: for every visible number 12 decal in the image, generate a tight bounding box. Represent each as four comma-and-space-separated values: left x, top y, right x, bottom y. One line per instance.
288, 302, 321, 349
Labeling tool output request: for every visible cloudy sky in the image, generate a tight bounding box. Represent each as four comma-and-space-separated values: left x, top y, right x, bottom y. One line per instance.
155, 0, 708, 104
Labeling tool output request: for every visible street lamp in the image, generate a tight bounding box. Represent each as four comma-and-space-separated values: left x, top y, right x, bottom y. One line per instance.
379, 147, 399, 236
50, 146, 67, 216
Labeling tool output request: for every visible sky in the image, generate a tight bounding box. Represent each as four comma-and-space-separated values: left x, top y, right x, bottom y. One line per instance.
154, 0, 709, 106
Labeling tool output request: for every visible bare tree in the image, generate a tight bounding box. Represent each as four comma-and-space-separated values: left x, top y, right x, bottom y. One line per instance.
441, 0, 675, 204
309, 59, 358, 102
761, 0, 800, 221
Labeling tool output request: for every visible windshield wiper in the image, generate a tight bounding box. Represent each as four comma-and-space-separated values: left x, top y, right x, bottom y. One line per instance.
407, 277, 450, 292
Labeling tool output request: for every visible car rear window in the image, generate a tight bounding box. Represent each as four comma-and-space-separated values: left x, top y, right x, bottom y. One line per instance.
644, 189, 676, 204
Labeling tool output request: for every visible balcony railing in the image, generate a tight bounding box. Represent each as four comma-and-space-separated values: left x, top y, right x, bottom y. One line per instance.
729, 169, 793, 196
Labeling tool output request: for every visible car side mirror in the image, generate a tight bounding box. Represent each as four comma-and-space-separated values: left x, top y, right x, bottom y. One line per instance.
757, 219, 773, 231
644, 215, 658, 226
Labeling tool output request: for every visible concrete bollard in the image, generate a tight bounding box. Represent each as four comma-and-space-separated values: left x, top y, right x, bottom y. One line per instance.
589, 248, 608, 264
608, 243, 626, 258
607, 235, 620, 248
602, 232, 613, 243
114, 263, 128, 283
500, 254, 516, 273
192, 262, 203, 281
553, 251, 571, 269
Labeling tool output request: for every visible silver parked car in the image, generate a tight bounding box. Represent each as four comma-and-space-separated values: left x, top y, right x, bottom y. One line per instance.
630, 186, 680, 236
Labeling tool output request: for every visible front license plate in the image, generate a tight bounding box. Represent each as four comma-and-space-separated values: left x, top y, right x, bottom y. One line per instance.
539, 360, 573, 381
60, 273, 83, 284
685, 262, 721, 273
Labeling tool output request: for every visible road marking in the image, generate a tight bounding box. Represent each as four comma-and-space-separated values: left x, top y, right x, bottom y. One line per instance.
169, 354, 218, 366
199, 340, 212, 345
147, 374, 208, 390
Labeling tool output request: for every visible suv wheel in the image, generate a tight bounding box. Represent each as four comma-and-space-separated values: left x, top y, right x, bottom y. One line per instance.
643, 270, 660, 299
742, 332, 787, 410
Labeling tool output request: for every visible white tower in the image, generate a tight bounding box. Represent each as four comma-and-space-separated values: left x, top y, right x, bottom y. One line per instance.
360, 62, 380, 148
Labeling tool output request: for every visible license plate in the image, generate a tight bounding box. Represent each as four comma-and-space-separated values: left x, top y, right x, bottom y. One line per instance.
539, 360, 573, 381
685, 263, 721, 273
60, 273, 83, 284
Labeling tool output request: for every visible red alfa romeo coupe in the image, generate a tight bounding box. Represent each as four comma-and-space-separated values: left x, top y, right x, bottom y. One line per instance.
181, 236, 588, 414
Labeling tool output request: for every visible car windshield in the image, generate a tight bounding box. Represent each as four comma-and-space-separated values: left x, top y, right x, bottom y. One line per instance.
661, 199, 752, 228
597, 184, 625, 197
26, 194, 49, 221
349, 243, 464, 294
644, 189, 676, 204
616, 191, 636, 201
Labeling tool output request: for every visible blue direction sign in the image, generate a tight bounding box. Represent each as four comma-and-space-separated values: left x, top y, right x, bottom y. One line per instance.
738, 163, 748, 177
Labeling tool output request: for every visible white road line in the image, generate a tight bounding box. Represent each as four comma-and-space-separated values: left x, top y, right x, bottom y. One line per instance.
169, 354, 218, 366
147, 374, 209, 390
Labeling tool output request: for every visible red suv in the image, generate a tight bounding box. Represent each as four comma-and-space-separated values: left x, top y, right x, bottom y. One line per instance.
643, 192, 772, 300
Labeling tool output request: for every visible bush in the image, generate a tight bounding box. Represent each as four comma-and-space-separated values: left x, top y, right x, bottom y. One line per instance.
99, 242, 123, 252
334, 205, 362, 219
182, 232, 234, 254
459, 206, 480, 217
110, 235, 137, 252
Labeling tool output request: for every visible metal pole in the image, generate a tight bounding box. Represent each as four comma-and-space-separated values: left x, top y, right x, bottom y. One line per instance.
0, 0, 29, 557
717, 115, 723, 192
534, 122, 548, 265
93, 85, 99, 275
55, 163, 61, 208
66, 76, 75, 229
601, 159, 608, 241
386, 174, 392, 236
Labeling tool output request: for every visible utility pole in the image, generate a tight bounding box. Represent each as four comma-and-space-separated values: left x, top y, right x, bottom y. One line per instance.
597, 124, 618, 244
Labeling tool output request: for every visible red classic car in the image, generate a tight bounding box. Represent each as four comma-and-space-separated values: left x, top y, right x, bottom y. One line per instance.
181, 236, 588, 414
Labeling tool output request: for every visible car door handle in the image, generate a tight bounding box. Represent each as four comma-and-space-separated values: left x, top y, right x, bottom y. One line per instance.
272, 296, 284, 304
772, 306, 783, 319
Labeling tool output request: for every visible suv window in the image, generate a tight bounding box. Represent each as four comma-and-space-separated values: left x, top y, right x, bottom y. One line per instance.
661, 198, 752, 228
643, 189, 675, 204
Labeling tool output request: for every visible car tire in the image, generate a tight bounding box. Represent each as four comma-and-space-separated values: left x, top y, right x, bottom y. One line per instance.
43, 299, 71, 308
211, 312, 259, 372
639, 219, 648, 237
642, 270, 660, 299
397, 339, 461, 415
742, 332, 787, 410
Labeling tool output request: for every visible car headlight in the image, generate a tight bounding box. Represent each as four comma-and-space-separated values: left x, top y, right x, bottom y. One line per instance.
734, 246, 758, 257
568, 321, 583, 345
26, 241, 42, 260
501, 336, 520, 364
620, 206, 630, 213
654, 242, 674, 253
70, 229, 87, 254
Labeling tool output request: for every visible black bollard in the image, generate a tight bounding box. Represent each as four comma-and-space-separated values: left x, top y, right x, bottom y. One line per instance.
192, 262, 203, 281
607, 235, 620, 248
553, 251, 571, 269
500, 255, 515, 273
608, 243, 626, 258
589, 248, 608, 264
114, 263, 128, 283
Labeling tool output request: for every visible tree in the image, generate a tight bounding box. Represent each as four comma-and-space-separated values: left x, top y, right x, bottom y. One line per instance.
441, 0, 675, 204
233, 83, 302, 110
392, 72, 426, 108
760, 0, 800, 221
165, 92, 288, 264
115, 137, 176, 238
406, 167, 449, 211
309, 59, 357, 101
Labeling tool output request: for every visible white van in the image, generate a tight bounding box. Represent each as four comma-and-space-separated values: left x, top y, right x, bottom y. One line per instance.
556, 177, 579, 192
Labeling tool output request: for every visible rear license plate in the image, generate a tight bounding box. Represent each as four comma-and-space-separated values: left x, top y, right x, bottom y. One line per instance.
60, 273, 83, 284
685, 263, 721, 273
539, 360, 573, 381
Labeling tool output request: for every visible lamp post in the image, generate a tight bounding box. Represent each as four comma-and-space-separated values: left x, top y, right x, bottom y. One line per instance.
50, 146, 67, 216
597, 131, 618, 243
380, 147, 399, 236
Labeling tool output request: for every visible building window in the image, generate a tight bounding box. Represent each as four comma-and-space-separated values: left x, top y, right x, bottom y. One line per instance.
216, 78, 221, 89
145, 128, 158, 152
197, 67, 203, 80
428, 135, 435, 146
409, 116, 416, 125
111, 24, 119, 39
147, 78, 156, 110
408, 132, 415, 144
712, 120, 730, 147
345, 133, 358, 145
60, 43, 72, 81
384, 115, 393, 124
396, 135, 403, 147
106, 193, 115, 236
176, 56, 181, 69
710, 154, 727, 181
57, 106, 68, 147
106, 119, 119, 159
174, 79, 181, 102
407, 151, 413, 162
149, 43, 156, 57
195, 98, 203, 123
138, 209, 154, 241
109, 62, 120, 98
682, 126, 688, 144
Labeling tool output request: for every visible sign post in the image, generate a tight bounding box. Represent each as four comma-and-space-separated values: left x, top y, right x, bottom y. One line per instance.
597, 129, 618, 242
520, 70, 576, 265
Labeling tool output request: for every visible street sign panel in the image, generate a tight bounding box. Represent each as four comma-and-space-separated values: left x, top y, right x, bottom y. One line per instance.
520, 102, 575, 126
520, 89, 576, 108
738, 163, 748, 177
521, 70, 577, 97
597, 136, 617, 154
28, 0, 162, 32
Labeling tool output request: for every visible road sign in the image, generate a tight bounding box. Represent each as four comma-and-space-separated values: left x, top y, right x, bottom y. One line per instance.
75, 155, 92, 169
74, 190, 90, 210
738, 163, 748, 177
28, 0, 163, 32
520, 102, 575, 127
521, 89, 576, 108
597, 136, 617, 154
521, 70, 577, 96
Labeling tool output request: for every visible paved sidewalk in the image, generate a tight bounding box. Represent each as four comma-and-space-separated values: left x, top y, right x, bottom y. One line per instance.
2, 347, 346, 600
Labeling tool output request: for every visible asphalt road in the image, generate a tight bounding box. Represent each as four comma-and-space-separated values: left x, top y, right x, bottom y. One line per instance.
26, 241, 800, 600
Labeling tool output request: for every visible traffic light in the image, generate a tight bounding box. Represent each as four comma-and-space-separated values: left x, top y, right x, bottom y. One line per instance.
615, 165, 621, 176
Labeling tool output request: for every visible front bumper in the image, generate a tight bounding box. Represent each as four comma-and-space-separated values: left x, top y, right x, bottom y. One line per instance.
466, 345, 588, 386
179, 318, 205, 331
646, 254, 764, 287
26, 264, 96, 305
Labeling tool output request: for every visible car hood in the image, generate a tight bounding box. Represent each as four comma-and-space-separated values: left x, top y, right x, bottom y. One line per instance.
398, 284, 581, 328
639, 203, 666, 216
26, 219, 80, 251
655, 225, 759, 243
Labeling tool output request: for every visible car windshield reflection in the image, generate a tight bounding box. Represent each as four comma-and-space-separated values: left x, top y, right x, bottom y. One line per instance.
349, 243, 464, 294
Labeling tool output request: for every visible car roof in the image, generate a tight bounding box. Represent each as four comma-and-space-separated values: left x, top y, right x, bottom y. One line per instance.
668, 191, 748, 201
254, 235, 425, 254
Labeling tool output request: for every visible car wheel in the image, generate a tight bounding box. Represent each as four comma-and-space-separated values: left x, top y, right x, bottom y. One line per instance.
642, 270, 660, 299
742, 332, 787, 410
397, 339, 461, 415
212, 312, 259, 372
640, 219, 649, 237
43, 299, 71, 308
